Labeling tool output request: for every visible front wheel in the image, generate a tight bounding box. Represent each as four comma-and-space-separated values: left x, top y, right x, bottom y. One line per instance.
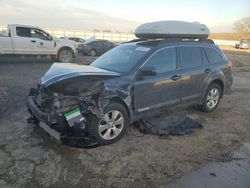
87, 102, 129, 145
201, 83, 222, 112
57, 48, 73, 63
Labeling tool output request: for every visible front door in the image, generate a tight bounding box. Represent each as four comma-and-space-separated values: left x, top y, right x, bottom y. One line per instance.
133, 47, 182, 115
30, 28, 55, 55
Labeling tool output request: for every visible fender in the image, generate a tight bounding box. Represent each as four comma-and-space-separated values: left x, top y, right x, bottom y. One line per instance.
56, 46, 75, 56
98, 83, 132, 120
201, 69, 226, 103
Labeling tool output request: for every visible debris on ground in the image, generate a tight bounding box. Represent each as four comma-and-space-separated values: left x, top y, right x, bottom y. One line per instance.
133, 114, 203, 136
210, 172, 216, 177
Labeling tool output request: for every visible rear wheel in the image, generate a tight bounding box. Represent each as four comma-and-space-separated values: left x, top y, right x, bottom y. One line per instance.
201, 83, 222, 112
87, 102, 129, 145
57, 48, 73, 63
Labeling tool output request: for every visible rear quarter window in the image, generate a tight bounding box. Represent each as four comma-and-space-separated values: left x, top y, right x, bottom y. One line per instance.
205, 47, 223, 63
180, 46, 202, 68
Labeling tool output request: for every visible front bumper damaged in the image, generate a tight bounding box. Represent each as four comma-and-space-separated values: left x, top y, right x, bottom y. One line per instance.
27, 95, 98, 148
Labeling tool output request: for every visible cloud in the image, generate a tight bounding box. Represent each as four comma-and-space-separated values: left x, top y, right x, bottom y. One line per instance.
1, 0, 246, 33
0, 0, 140, 32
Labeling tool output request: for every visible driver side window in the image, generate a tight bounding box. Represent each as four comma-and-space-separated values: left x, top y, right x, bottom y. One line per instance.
30, 29, 51, 41
144, 47, 177, 74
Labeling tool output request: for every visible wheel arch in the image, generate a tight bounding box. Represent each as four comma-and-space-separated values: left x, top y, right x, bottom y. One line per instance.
212, 79, 224, 96
57, 46, 74, 57
109, 97, 130, 119
203, 78, 225, 101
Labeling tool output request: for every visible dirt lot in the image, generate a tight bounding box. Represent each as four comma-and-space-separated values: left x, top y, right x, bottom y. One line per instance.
0, 48, 250, 188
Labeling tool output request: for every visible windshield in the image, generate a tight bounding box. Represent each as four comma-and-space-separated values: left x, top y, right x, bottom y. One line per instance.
91, 44, 150, 74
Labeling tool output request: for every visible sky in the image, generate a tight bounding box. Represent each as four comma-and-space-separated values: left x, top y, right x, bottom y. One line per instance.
0, 0, 249, 33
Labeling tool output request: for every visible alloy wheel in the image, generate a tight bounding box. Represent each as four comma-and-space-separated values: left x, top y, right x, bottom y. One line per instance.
206, 88, 220, 109
98, 110, 124, 140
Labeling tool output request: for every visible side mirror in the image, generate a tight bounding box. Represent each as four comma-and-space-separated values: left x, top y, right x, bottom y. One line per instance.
139, 67, 157, 76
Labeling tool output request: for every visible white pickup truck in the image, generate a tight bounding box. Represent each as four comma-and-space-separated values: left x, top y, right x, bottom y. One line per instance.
0, 24, 78, 62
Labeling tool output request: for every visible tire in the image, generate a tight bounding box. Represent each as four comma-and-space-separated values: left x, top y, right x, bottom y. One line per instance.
201, 83, 222, 112
89, 49, 97, 57
57, 48, 73, 63
87, 102, 129, 145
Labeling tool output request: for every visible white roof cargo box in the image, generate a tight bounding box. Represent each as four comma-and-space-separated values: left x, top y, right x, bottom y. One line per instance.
135, 21, 210, 39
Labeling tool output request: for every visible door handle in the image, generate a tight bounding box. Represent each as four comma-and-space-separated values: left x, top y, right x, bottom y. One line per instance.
204, 68, 211, 73
40, 42, 44, 46
31, 40, 36, 43
171, 75, 181, 81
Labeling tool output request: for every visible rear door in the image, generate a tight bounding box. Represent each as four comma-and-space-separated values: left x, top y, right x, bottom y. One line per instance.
179, 45, 211, 103
134, 47, 182, 114
13, 27, 32, 54
93, 41, 102, 55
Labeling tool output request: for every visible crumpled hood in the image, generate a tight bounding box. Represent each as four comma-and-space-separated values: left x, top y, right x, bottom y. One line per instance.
41, 63, 120, 87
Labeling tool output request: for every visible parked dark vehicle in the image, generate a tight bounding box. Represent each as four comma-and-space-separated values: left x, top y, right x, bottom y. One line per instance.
27, 39, 233, 146
77, 39, 114, 56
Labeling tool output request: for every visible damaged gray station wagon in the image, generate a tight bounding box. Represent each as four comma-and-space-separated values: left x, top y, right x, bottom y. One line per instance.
27, 21, 233, 146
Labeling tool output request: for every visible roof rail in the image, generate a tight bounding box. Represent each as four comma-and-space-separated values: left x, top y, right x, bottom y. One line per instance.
197, 38, 215, 44
123, 38, 146, 43
163, 38, 214, 44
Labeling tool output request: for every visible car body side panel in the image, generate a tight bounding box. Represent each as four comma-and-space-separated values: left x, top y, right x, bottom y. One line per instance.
133, 71, 182, 115
180, 65, 211, 103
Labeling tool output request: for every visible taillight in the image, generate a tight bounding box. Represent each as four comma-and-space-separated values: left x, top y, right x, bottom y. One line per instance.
227, 61, 233, 70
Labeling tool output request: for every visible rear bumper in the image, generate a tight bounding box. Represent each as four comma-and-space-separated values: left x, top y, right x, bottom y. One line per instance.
225, 73, 233, 94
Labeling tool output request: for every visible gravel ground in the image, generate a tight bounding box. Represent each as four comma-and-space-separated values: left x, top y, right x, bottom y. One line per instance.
0, 50, 250, 188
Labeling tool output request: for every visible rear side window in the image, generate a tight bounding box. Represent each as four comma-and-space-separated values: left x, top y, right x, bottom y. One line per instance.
16, 27, 31, 37
69, 37, 77, 42
180, 46, 202, 68
205, 47, 223, 63
103, 41, 112, 47
144, 47, 177, 74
